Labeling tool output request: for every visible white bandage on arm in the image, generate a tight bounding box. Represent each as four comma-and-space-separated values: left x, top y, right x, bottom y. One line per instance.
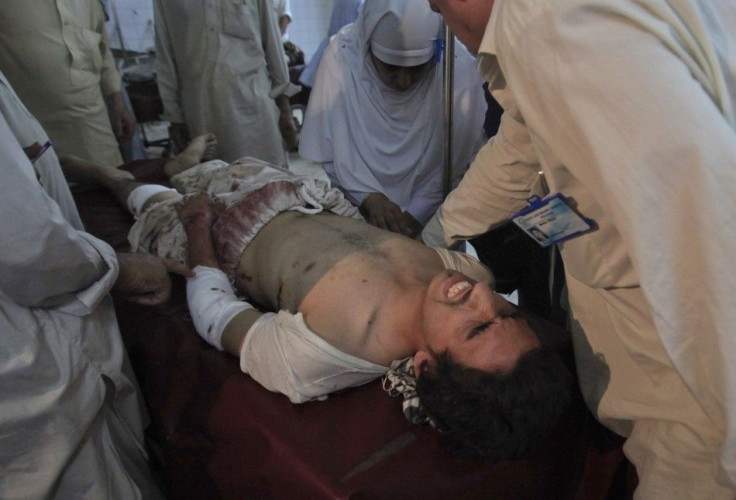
127, 185, 178, 218
186, 265, 253, 350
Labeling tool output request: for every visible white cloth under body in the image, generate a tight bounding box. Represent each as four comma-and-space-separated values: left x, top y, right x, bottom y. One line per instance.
0, 0, 124, 167
154, 0, 298, 165
423, 0, 736, 496
0, 75, 159, 499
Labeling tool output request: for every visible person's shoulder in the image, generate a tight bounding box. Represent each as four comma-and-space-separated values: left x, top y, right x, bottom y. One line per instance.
317, 36, 351, 84
454, 43, 480, 70
433, 247, 495, 288
324, 27, 351, 58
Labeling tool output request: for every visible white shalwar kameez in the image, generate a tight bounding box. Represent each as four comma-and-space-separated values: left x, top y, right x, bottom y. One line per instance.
299, 0, 486, 226
423, 0, 736, 497
154, 0, 299, 165
0, 76, 160, 499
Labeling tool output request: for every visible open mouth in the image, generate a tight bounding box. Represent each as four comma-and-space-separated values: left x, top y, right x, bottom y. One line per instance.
442, 272, 476, 302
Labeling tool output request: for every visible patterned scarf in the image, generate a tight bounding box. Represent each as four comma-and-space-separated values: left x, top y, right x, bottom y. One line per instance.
382, 357, 438, 428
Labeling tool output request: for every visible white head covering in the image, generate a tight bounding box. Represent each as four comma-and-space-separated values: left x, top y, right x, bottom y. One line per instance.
299, 0, 486, 224
368, 1, 439, 67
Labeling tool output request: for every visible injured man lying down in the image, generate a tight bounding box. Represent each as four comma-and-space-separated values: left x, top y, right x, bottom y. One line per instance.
75, 134, 572, 462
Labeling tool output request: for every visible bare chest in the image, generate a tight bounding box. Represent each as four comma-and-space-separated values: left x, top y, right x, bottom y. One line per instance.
233, 212, 435, 363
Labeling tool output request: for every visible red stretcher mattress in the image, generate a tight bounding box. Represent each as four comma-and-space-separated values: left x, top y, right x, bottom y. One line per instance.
72, 159, 636, 499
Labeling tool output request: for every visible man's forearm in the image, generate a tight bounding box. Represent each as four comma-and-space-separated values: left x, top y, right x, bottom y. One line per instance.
275, 94, 292, 116
183, 215, 219, 269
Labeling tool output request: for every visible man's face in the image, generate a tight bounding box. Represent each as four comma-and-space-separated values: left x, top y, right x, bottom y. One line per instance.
418, 270, 540, 374
427, 0, 493, 54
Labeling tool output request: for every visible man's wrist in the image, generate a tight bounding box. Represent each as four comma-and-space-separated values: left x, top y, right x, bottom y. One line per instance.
182, 212, 214, 234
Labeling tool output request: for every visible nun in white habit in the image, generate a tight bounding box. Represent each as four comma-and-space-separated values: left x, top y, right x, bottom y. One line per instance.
299, 0, 486, 237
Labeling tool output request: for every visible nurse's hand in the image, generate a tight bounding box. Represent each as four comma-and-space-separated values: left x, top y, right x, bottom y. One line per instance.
360, 193, 412, 236
400, 211, 422, 239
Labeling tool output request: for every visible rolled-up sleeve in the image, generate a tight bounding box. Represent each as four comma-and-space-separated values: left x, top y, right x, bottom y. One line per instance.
423, 111, 541, 247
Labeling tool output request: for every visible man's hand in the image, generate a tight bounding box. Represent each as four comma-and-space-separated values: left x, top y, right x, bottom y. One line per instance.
22, 142, 44, 161
169, 122, 191, 154
275, 95, 299, 151
110, 92, 136, 143
360, 193, 415, 236
176, 192, 222, 226
115, 252, 193, 306
279, 112, 299, 151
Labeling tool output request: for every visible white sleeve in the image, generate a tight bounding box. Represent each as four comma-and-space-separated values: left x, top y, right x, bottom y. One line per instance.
240, 311, 387, 403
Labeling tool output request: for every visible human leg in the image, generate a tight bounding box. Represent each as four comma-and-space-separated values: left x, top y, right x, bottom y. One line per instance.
163, 133, 217, 178
60, 133, 218, 212
58, 153, 177, 211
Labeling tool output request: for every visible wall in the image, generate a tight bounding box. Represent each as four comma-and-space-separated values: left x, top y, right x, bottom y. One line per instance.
288, 0, 334, 61
105, 0, 155, 54
105, 0, 335, 64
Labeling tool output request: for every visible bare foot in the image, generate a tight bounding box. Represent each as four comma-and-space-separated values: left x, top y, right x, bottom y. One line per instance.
164, 133, 218, 178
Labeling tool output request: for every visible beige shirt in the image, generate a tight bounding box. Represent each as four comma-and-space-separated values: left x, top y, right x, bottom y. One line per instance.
0, 0, 123, 167
423, 0, 736, 495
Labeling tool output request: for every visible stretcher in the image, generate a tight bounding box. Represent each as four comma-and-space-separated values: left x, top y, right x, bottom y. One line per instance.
72, 158, 636, 499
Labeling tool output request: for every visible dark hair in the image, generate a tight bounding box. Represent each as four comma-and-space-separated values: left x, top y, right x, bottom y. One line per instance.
416, 346, 572, 461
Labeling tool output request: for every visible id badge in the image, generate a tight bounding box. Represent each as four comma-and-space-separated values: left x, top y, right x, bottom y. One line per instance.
511, 194, 595, 247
